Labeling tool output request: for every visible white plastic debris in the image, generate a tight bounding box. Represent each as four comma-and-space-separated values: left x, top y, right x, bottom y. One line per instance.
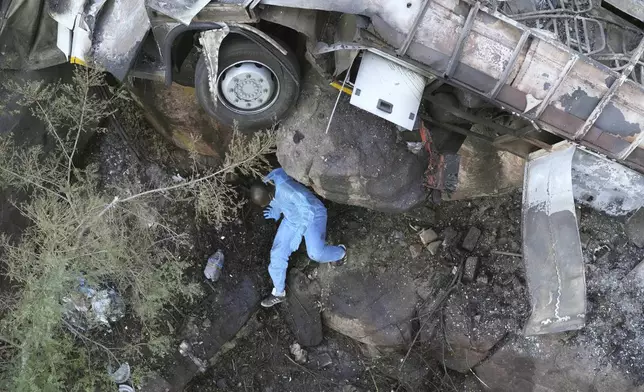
406, 142, 424, 155
172, 173, 186, 182
204, 249, 225, 282
179, 340, 207, 372
109, 362, 131, 384
62, 279, 125, 330
289, 342, 307, 364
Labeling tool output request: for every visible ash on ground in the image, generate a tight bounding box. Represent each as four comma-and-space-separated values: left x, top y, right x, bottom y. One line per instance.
89, 108, 644, 391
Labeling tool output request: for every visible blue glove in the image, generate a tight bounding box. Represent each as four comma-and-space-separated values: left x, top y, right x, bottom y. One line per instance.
263, 206, 281, 221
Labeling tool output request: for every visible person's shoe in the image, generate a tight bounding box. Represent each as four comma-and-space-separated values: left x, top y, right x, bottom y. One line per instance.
332, 245, 347, 267
261, 293, 286, 308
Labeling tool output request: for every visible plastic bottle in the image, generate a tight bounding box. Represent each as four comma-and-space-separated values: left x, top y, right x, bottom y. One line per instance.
204, 249, 225, 282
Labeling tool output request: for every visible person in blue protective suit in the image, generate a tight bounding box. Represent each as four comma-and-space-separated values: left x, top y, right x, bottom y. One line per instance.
250, 168, 346, 308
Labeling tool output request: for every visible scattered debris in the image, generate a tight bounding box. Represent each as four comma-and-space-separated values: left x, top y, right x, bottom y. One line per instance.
90, 289, 126, 326
476, 274, 489, 284
491, 250, 522, 258
172, 173, 186, 182
627, 259, 644, 289
314, 352, 333, 368
427, 240, 441, 256
216, 378, 228, 389
178, 341, 207, 373
419, 228, 438, 246
289, 342, 308, 364
108, 362, 131, 384
204, 249, 225, 282
406, 141, 424, 154
462, 227, 481, 252
441, 227, 459, 247
409, 243, 423, 259
62, 280, 125, 331
593, 244, 611, 262
626, 208, 644, 248
463, 256, 479, 283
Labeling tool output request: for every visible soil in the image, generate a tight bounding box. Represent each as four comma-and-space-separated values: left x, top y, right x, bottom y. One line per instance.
86, 99, 644, 392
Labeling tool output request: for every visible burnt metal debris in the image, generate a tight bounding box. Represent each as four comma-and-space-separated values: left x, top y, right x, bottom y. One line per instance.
499, 0, 644, 85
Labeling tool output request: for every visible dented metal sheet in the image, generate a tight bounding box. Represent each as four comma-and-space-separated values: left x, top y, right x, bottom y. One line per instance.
47, 0, 85, 30
260, 0, 644, 169
90, 0, 150, 80
198, 27, 230, 108
572, 148, 644, 216
146, 0, 212, 25
522, 145, 586, 335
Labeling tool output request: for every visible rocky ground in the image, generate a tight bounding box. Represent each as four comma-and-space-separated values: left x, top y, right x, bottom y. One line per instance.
4, 64, 644, 392
82, 91, 644, 392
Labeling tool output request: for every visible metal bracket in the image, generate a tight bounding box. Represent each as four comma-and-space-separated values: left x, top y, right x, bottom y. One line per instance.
531, 54, 578, 120
574, 36, 644, 140
162, 23, 298, 87
486, 30, 530, 100
397, 0, 433, 56
522, 144, 586, 336
444, 2, 480, 79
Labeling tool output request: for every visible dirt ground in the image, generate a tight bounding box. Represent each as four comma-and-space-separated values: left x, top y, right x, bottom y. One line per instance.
85, 101, 644, 392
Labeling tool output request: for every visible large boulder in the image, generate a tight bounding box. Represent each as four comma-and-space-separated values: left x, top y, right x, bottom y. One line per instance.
155, 276, 259, 392
276, 73, 427, 212
429, 291, 510, 373
281, 269, 324, 347
447, 137, 524, 201
474, 335, 643, 392
319, 269, 418, 347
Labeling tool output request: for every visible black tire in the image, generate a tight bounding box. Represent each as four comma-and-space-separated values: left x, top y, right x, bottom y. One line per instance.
195, 37, 300, 132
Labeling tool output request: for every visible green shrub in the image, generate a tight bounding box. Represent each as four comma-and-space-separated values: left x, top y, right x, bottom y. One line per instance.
0, 66, 274, 390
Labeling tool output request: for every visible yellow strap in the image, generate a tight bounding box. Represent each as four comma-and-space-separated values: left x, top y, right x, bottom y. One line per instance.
329, 81, 353, 95
70, 57, 87, 66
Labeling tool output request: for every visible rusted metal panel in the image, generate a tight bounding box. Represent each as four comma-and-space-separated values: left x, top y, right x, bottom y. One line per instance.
604, 0, 644, 23
522, 145, 586, 335
487, 30, 531, 99
444, 2, 480, 78
572, 148, 644, 216
91, 0, 150, 81
193, 3, 257, 23
259, 0, 644, 171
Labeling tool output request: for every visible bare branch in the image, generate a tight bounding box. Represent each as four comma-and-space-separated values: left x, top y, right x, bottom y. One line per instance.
35, 101, 70, 161
67, 69, 90, 187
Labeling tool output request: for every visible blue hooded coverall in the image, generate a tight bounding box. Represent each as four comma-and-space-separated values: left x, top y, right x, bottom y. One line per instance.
263, 168, 345, 295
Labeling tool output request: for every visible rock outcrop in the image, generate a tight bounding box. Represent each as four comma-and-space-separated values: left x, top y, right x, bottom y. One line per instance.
320, 269, 418, 347
276, 73, 427, 213
151, 276, 259, 391
281, 269, 323, 347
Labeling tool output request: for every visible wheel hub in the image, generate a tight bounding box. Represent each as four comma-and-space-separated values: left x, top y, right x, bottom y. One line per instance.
219, 62, 275, 111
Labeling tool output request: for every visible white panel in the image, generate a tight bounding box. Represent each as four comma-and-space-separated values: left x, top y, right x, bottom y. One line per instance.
350, 52, 426, 130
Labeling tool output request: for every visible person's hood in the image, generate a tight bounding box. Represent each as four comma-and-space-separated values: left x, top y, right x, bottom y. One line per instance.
264, 168, 290, 185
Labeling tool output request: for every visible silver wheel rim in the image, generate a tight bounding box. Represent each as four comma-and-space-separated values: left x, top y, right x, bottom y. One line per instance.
217, 60, 280, 114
